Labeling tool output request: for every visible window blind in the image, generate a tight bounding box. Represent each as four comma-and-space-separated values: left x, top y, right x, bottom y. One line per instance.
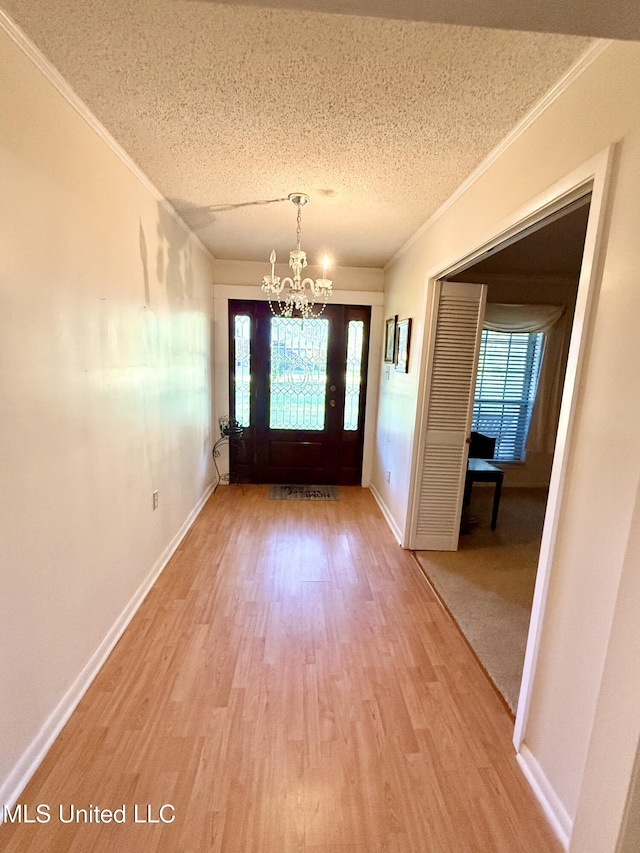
472, 329, 543, 461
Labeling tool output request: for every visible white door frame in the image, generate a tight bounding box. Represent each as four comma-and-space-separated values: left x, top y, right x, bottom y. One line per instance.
404, 146, 615, 752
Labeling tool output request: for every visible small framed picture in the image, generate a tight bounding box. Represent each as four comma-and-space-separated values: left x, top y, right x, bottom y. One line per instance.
395, 318, 412, 373
384, 315, 397, 363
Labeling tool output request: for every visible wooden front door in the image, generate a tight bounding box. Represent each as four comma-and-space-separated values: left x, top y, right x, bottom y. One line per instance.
229, 300, 370, 485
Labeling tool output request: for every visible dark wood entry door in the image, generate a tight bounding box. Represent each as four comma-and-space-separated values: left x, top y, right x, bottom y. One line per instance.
229, 300, 370, 485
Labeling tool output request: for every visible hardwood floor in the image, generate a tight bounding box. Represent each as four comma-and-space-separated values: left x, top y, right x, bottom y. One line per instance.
1, 486, 561, 852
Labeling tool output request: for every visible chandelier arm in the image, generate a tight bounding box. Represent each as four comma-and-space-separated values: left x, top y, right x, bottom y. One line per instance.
310, 278, 332, 297
261, 274, 283, 295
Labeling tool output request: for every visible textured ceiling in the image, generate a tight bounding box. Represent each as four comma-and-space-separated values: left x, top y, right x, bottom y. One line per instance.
3, 1, 595, 267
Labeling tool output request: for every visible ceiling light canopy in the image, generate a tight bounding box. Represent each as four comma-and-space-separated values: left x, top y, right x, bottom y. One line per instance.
261, 193, 333, 318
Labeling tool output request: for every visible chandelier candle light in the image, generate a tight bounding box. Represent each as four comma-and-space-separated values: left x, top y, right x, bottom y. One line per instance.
261, 193, 333, 318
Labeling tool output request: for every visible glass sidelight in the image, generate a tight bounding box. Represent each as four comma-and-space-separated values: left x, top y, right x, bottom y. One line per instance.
233, 314, 251, 427
344, 320, 364, 431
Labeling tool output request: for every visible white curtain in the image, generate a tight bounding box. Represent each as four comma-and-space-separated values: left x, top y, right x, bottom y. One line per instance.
483, 303, 566, 454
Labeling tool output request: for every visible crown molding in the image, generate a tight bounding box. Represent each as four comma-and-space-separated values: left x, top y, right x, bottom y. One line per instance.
0, 9, 215, 264
385, 39, 613, 271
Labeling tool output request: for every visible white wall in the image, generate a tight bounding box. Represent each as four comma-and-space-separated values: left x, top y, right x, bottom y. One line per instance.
375, 40, 640, 849
213, 258, 383, 292
569, 479, 640, 851
0, 24, 216, 804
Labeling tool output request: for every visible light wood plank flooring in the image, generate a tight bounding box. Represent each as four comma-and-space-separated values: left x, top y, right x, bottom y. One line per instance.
1, 486, 560, 852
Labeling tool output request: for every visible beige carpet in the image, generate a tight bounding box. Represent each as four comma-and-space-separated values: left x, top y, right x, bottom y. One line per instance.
414, 487, 548, 714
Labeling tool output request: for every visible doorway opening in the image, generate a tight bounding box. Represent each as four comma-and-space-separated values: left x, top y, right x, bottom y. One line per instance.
405, 148, 614, 755
413, 199, 590, 713
228, 299, 371, 485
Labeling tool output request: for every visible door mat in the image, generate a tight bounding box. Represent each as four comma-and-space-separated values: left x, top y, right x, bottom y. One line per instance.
269, 485, 339, 501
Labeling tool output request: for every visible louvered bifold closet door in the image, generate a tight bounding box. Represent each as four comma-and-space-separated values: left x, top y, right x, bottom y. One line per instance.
410, 281, 487, 550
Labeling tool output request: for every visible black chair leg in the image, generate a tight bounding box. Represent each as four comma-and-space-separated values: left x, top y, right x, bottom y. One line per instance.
491, 475, 503, 530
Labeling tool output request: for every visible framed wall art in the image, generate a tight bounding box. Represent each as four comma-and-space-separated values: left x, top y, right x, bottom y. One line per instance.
384, 315, 397, 363
394, 318, 412, 373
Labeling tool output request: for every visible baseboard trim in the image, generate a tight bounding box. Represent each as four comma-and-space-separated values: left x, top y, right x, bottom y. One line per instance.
0, 481, 215, 817
517, 743, 573, 850
369, 483, 404, 545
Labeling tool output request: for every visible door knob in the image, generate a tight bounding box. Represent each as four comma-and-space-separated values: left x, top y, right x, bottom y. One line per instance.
329, 400, 336, 407
330, 385, 336, 392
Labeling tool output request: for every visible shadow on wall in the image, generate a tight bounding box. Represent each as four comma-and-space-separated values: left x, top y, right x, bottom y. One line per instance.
138, 202, 197, 310
136, 203, 209, 481
157, 202, 194, 307
139, 218, 151, 306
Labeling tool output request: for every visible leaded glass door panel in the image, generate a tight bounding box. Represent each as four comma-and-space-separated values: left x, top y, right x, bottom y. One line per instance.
269, 317, 329, 431
228, 300, 370, 484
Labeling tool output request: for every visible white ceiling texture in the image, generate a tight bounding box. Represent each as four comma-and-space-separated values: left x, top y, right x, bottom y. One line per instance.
3, 1, 637, 268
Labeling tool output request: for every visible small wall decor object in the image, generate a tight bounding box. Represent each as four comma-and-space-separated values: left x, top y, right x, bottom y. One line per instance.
384, 315, 398, 363
395, 318, 412, 373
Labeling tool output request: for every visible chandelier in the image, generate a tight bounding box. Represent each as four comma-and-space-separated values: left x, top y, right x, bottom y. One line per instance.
261, 193, 333, 318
